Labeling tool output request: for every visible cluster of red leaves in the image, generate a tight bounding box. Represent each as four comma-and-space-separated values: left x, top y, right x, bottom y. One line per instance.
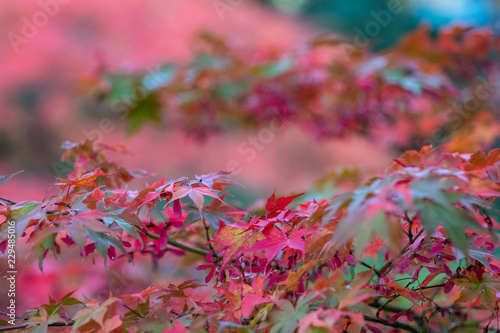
93, 26, 500, 148
1, 141, 500, 332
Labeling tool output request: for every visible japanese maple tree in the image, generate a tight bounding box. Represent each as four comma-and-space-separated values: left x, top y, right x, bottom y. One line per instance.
1, 25, 500, 333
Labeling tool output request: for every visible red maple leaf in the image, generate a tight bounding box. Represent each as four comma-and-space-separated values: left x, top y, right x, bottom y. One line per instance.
56, 168, 107, 190
248, 226, 305, 263
266, 192, 303, 217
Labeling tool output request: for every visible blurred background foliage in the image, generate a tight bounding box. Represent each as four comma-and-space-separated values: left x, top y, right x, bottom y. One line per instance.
1, 0, 500, 200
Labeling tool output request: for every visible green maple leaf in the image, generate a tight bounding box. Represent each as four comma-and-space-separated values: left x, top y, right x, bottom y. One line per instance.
418, 200, 481, 253
269, 294, 314, 333
455, 272, 500, 310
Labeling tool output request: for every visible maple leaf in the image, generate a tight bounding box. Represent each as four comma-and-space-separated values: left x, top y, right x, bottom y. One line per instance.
164, 321, 187, 333
388, 145, 434, 172
418, 200, 481, 253
164, 183, 224, 219
298, 309, 364, 333
128, 188, 159, 210
0, 170, 23, 187
25, 306, 65, 332
240, 275, 274, 318
201, 198, 246, 235
337, 270, 375, 309
196, 252, 216, 283
268, 294, 315, 333
278, 260, 318, 291
454, 271, 500, 310
463, 149, 500, 172
212, 222, 263, 266
188, 186, 225, 218
248, 226, 305, 264
56, 168, 107, 190
81, 188, 105, 210
266, 192, 303, 217
71, 297, 122, 333
384, 280, 425, 305
193, 170, 237, 188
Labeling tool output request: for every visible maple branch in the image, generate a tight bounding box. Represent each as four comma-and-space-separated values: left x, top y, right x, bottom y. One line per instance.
368, 300, 409, 315
0, 312, 21, 320
144, 231, 210, 257
123, 303, 144, 318
0, 197, 16, 205
404, 212, 415, 242
414, 283, 446, 291
375, 229, 424, 276
0, 320, 74, 332
201, 218, 216, 255
369, 300, 426, 331
167, 239, 210, 256
360, 261, 381, 277
376, 298, 397, 318
364, 315, 419, 333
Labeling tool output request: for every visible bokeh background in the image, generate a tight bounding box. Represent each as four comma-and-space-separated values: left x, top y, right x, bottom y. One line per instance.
1, 0, 499, 315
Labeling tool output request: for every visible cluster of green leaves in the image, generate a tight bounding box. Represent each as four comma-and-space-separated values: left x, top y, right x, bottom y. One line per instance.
1, 141, 500, 332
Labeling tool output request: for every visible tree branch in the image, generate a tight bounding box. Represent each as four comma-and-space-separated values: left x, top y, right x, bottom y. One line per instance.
167, 238, 210, 256
360, 261, 381, 277
0, 197, 16, 205
0, 312, 20, 320
201, 218, 216, 255
364, 315, 420, 333
368, 300, 410, 315
415, 283, 446, 291
144, 231, 210, 257
0, 321, 74, 332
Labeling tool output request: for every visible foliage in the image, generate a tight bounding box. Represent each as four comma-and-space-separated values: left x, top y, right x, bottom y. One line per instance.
0, 139, 500, 332
1, 24, 500, 333
92, 26, 500, 150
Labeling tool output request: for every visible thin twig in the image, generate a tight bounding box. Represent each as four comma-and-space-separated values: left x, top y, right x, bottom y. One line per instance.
360, 261, 381, 277
364, 315, 419, 333
145, 231, 210, 256
201, 218, 216, 255
414, 283, 446, 291
0, 197, 16, 205
0, 312, 21, 320
139, 226, 210, 257
123, 303, 144, 318
376, 298, 397, 318
0, 320, 74, 332
368, 300, 410, 315
404, 212, 415, 243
